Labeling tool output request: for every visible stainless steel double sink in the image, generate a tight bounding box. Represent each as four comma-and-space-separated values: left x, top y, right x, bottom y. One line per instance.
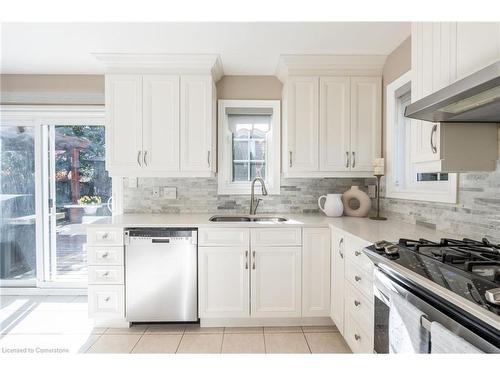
209, 215, 289, 223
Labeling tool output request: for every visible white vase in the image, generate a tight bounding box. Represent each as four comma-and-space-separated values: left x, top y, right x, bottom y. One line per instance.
317, 194, 344, 217
342, 186, 372, 217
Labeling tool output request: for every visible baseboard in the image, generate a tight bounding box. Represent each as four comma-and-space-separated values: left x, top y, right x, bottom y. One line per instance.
200, 316, 334, 327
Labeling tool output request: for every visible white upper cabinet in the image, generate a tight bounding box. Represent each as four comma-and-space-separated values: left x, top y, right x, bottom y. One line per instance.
142, 75, 180, 172
284, 76, 320, 173
180, 75, 214, 173
105, 74, 143, 173
410, 22, 500, 172
98, 54, 222, 177
319, 77, 351, 171
279, 56, 384, 178
350, 77, 382, 172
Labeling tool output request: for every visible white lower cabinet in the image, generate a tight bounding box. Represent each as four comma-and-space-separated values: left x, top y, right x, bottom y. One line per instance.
330, 228, 374, 353
198, 247, 250, 318
330, 229, 345, 334
251, 246, 302, 318
302, 228, 331, 317
88, 285, 125, 318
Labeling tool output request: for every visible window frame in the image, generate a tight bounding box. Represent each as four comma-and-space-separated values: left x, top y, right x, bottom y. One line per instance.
217, 100, 281, 195
385, 72, 458, 203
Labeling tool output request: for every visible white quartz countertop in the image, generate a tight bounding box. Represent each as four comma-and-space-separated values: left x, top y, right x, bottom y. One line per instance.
87, 213, 459, 243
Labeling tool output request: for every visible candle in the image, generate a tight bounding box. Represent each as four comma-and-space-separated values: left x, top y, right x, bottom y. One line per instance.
372, 158, 385, 176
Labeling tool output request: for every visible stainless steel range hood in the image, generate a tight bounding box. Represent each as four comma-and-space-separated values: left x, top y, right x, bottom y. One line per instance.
405, 61, 500, 123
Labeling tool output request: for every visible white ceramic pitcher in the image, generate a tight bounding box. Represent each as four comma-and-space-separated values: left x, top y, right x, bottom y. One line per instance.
317, 194, 344, 217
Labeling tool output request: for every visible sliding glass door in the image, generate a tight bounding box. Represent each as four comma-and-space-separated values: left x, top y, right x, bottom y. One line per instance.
1, 108, 113, 289
44, 124, 112, 283
0, 125, 37, 286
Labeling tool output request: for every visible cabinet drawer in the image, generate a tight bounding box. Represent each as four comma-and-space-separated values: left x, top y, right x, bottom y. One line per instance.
344, 312, 373, 354
87, 246, 124, 266
345, 281, 374, 330
88, 266, 124, 285
88, 285, 125, 318
251, 228, 302, 247
345, 259, 373, 299
87, 227, 124, 246
345, 236, 373, 273
199, 228, 249, 247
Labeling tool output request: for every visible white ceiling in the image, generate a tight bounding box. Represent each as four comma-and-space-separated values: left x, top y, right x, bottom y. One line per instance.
1, 22, 410, 75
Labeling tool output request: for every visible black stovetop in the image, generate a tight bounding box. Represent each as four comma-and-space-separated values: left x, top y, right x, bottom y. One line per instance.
365, 237, 500, 316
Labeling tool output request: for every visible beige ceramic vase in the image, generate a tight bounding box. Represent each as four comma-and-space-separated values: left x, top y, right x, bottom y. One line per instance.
342, 186, 372, 217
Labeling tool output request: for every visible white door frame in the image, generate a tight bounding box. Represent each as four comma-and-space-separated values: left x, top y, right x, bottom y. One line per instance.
0, 105, 120, 292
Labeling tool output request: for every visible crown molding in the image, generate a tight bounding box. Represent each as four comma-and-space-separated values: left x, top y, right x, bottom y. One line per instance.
92, 53, 224, 81
276, 54, 387, 82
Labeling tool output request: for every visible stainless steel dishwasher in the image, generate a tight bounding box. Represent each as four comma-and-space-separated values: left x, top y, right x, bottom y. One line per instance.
124, 228, 198, 322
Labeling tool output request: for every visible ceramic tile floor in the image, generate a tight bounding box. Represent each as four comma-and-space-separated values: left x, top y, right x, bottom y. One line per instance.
0, 296, 351, 354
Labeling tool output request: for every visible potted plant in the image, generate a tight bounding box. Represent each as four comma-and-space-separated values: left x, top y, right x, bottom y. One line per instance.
78, 195, 102, 215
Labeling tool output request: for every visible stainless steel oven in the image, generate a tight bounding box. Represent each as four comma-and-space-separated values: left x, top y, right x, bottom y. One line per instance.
373, 267, 500, 353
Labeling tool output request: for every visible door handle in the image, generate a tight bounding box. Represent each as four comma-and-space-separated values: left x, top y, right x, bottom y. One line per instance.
352, 151, 356, 168
252, 250, 256, 270
345, 151, 349, 168
143, 151, 148, 167
339, 238, 344, 259
354, 334, 361, 341
207, 151, 211, 166
354, 300, 361, 307
245, 250, 248, 270
430, 124, 438, 154
354, 250, 362, 256
289, 151, 293, 168
354, 275, 362, 282
137, 151, 142, 167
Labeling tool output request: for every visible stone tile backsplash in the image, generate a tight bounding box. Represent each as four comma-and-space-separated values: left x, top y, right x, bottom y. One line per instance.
123, 177, 375, 215
380, 160, 500, 243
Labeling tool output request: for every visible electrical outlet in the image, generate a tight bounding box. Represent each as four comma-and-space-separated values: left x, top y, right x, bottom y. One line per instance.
152, 186, 160, 199
163, 187, 177, 199
368, 184, 377, 198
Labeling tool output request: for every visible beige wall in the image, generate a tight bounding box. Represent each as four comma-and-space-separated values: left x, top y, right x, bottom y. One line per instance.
381, 37, 411, 156
216, 75, 282, 100
1, 74, 104, 93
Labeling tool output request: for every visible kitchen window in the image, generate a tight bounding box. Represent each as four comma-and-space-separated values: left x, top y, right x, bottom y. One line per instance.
385, 71, 457, 203
218, 100, 280, 194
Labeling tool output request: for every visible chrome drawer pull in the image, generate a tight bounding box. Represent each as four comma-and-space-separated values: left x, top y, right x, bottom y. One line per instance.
354, 250, 362, 256
339, 238, 344, 259
101, 252, 109, 258
104, 297, 110, 302
354, 334, 361, 341
102, 271, 110, 277
354, 275, 361, 282
102, 233, 109, 239
354, 300, 361, 307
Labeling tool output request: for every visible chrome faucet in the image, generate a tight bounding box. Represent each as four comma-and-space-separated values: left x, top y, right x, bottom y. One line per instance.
249, 177, 268, 215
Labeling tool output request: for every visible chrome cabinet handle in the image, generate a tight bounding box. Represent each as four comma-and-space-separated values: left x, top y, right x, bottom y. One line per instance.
352, 151, 356, 168
143, 151, 148, 167
102, 271, 110, 277
102, 233, 109, 239
207, 151, 211, 166
101, 252, 109, 258
252, 251, 256, 270
345, 151, 349, 168
354, 275, 361, 282
430, 124, 438, 154
354, 300, 361, 307
354, 250, 362, 256
339, 238, 344, 259
137, 151, 142, 166
245, 250, 248, 270
289, 151, 293, 168
104, 297, 110, 302
354, 334, 361, 341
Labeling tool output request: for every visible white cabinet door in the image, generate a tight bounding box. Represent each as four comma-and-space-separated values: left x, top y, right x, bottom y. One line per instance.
105, 74, 143, 172
319, 77, 351, 171
198, 247, 250, 318
251, 246, 301, 318
284, 76, 319, 173
180, 75, 213, 173
330, 229, 345, 334
142, 75, 180, 172
456, 22, 500, 80
302, 228, 331, 317
350, 77, 381, 172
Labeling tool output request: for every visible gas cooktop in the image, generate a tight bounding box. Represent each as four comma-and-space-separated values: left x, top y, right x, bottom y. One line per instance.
365, 237, 500, 316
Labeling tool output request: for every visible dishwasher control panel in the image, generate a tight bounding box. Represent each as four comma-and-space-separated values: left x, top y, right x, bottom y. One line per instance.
124, 228, 198, 245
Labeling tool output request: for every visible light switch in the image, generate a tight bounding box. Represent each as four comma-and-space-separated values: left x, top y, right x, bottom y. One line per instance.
152, 186, 160, 199
163, 187, 177, 200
